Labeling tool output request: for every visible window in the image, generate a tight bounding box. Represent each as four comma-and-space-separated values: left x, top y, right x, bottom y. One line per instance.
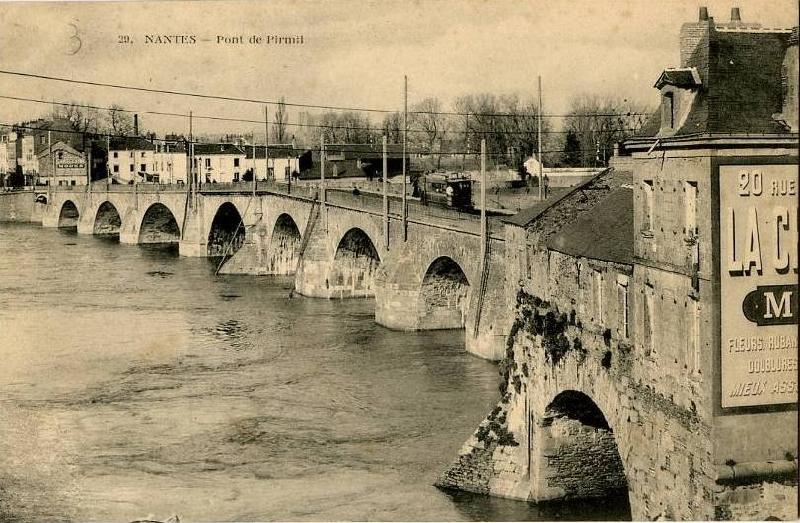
70, 180, 76, 186
691, 299, 701, 374
57, 152, 63, 160
617, 276, 629, 338
233, 172, 239, 182
684, 181, 698, 237
644, 283, 656, 355
205, 158, 211, 168
593, 269, 603, 323
140, 164, 146, 172
129, 152, 134, 158
662, 92, 674, 129
234, 158, 240, 167
129, 164, 134, 172
141, 152, 146, 158
113, 151, 118, 159
113, 165, 119, 173
642, 180, 654, 232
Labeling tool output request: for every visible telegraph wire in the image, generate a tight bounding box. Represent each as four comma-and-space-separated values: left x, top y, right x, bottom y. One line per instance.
0, 120, 647, 158
0, 94, 646, 137
0, 69, 651, 119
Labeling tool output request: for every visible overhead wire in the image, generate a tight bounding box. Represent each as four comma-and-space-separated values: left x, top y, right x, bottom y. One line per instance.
0, 69, 651, 119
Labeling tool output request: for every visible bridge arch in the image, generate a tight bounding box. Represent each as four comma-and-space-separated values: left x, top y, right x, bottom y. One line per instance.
533, 389, 631, 512
208, 202, 245, 257
58, 200, 80, 228
268, 213, 302, 274
94, 201, 122, 235
418, 256, 471, 329
328, 227, 381, 297
139, 202, 181, 244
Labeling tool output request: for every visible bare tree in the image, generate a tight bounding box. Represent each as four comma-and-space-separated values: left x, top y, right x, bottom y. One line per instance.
106, 104, 134, 136
409, 98, 448, 168
56, 101, 101, 134
453, 93, 552, 170
564, 94, 652, 167
317, 111, 375, 144
382, 112, 402, 144
273, 97, 288, 143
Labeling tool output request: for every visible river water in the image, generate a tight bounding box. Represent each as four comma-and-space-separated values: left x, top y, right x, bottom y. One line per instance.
0, 223, 629, 522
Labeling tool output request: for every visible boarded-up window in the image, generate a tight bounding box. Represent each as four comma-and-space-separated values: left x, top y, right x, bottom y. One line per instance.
662, 92, 674, 129
617, 278, 629, 338
691, 298, 701, 374
684, 180, 698, 236
642, 180, 655, 232
593, 269, 603, 323
644, 283, 655, 355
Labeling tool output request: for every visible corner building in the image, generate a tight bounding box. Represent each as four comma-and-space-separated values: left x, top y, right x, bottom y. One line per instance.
438, 8, 797, 520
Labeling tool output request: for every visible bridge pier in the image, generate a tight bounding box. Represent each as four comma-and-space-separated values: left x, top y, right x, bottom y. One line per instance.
76, 207, 95, 235
41, 202, 61, 228
118, 207, 141, 244
178, 205, 207, 256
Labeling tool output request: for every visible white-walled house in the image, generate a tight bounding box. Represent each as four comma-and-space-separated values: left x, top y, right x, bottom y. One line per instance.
153, 142, 188, 184
243, 144, 310, 181
193, 143, 245, 183
108, 137, 156, 183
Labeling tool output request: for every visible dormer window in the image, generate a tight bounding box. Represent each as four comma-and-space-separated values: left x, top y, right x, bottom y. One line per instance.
662, 92, 675, 129
653, 67, 702, 135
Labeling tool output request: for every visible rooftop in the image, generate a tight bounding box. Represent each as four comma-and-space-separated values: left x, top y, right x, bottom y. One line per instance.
109, 136, 156, 151
193, 143, 245, 155
635, 8, 798, 139
547, 187, 634, 265
244, 144, 309, 159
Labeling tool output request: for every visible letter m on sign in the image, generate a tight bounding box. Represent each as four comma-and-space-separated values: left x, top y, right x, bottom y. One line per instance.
765, 291, 792, 319
742, 285, 798, 326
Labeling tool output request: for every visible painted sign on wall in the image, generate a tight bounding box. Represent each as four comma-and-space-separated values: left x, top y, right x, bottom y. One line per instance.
719, 163, 798, 408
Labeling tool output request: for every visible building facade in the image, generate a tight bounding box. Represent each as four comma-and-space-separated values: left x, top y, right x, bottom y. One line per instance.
193, 143, 245, 183
108, 137, 157, 183
441, 8, 797, 520
243, 144, 312, 181
36, 141, 88, 186
153, 142, 188, 184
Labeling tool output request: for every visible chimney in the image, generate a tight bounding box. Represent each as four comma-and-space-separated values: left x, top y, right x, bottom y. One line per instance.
681, 7, 713, 68
133, 114, 139, 136
730, 7, 741, 22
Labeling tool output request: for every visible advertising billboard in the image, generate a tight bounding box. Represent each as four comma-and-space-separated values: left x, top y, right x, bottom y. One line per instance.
719, 163, 798, 409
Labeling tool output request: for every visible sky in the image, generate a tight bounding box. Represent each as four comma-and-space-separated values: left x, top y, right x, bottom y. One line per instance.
0, 0, 796, 137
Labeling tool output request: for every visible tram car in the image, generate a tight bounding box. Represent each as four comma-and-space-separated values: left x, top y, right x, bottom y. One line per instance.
420, 173, 474, 209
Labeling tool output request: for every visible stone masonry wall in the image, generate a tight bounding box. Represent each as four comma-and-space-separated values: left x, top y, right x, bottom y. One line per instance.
0, 191, 41, 223
536, 415, 627, 501
438, 288, 717, 520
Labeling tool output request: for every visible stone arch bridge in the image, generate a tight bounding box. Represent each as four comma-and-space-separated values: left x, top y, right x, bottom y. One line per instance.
41, 183, 510, 359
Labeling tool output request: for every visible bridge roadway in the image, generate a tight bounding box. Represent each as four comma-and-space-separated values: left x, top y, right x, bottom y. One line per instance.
41, 182, 510, 360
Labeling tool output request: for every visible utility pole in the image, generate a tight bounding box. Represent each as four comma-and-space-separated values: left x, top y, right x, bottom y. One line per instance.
320, 134, 326, 207
48, 130, 53, 197
106, 135, 110, 188
462, 113, 469, 172
188, 110, 194, 207
402, 75, 408, 241
537, 75, 543, 201
480, 139, 486, 261
382, 134, 388, 251
86, 139, 92, 190
264, 104, 269, 186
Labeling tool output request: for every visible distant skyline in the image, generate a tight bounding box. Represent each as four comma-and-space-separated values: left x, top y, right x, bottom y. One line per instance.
0, 0, 796, 137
